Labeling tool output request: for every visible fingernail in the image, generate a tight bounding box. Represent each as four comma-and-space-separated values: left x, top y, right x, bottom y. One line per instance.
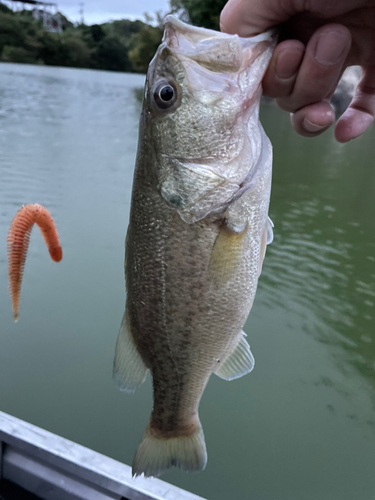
315, 31, 349, 65
302, 118, 327, 133
275, 49, 303, 79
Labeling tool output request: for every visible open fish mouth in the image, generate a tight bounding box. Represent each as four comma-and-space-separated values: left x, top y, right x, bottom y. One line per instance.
161, 15, 278, 101
147, 15, 277, 104
162, 15, 277, 73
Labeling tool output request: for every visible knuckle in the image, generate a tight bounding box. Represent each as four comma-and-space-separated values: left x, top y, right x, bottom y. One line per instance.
264, 83, 293, 99
276, 97, 298, 113
357, 84, 375, 97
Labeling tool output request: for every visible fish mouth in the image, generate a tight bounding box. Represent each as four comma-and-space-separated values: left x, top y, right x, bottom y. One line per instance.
148, 16, 277, 104
163, 15, 277, 47
162, 15, 277, 74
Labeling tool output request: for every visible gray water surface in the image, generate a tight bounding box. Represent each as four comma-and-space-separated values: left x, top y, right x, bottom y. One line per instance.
0, 62, 374, 500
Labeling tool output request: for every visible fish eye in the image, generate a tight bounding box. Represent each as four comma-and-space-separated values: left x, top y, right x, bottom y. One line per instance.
153, 80, 178, 109
159, 85, 174, 101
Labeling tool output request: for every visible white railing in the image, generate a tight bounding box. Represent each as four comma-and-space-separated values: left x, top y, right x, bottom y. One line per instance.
0, 411, 206, 500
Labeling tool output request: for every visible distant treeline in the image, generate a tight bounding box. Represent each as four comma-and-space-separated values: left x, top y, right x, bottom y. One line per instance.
0, 0, 226, 73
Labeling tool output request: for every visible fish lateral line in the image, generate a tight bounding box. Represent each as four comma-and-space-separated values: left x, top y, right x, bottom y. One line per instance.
7, 203, 62, 322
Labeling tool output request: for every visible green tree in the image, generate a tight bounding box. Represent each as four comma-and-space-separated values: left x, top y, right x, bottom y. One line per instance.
0, 13, 25, 55
0, 4, 169, 72
93, 37, 131, 72
170, 0, 227, 30
1, 46, 35, 64
111, 19, 145, 44
91, 24, 105, 43
36, 31, 63, 66
60, 34, 91, 68
0, 3, 12, 14
128, 25, 163, 73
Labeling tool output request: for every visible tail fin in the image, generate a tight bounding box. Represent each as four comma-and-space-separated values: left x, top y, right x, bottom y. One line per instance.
132, 421, 207, 478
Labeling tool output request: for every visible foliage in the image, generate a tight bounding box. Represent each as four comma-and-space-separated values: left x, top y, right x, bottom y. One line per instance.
0, 3, 11, 14
170, 0, 227, 30
0, 13, 26, 53
0, 0, 229, 72
128, 25, 163, 73
2, 45, 35, 64
93, 36, 131, 72
0, 6, 157, 73
110, 19, 145, 44
60, 35, 91, 68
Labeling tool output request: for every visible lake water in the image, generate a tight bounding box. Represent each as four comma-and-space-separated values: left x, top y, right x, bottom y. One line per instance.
0, 62, 374, 500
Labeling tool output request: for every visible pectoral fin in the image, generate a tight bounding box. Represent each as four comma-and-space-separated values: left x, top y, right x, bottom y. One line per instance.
209, 222, 247, 286
258, 216, 274, 276
113, 310, 148, 393
267, 216, 274, 244
159, 158, 239, 224
215, 332, 254, 381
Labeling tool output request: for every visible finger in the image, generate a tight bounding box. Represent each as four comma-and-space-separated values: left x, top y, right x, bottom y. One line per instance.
262, 40, 305, 98
335, 66, 375, 142
220, 0, 295, 36
220, 0, 369, 36
290, 101, 336, 137
276, 24, 351, 113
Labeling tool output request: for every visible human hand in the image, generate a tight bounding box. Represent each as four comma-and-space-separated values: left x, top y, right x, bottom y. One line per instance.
220, 0, 375, 142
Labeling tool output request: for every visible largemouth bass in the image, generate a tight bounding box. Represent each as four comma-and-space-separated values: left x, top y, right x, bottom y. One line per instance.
113, 15, 276, 478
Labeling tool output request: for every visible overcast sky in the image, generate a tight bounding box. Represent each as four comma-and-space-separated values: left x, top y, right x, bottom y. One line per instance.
55, 0, 171, 25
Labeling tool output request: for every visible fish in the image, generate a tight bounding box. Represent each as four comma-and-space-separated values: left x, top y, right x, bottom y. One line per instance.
7, 204, 62, 321
113, 15, 276, 478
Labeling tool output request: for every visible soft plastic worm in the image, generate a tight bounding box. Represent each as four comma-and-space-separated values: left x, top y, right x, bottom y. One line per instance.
7, 203, 62, 322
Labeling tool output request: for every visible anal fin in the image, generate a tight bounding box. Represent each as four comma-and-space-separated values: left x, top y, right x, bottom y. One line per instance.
113, 310, 148, 393
258, 216, 274, 277
215, 332, 254, 381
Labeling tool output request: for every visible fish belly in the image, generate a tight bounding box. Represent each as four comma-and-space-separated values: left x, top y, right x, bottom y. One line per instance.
126, 175, 258, 431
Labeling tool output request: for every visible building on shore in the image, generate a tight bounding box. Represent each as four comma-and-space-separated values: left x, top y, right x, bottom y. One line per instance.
1, 0, 63, 33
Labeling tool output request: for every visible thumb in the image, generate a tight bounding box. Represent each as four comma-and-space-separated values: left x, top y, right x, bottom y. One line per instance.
220, 0, 297, 36
335, 66, 375, 142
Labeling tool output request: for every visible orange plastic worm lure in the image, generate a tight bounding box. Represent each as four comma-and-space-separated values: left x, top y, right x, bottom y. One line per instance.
7, 203, 62, 322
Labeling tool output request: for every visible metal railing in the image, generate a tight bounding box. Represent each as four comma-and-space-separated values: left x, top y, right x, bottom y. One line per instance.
0, 411, 207, 500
